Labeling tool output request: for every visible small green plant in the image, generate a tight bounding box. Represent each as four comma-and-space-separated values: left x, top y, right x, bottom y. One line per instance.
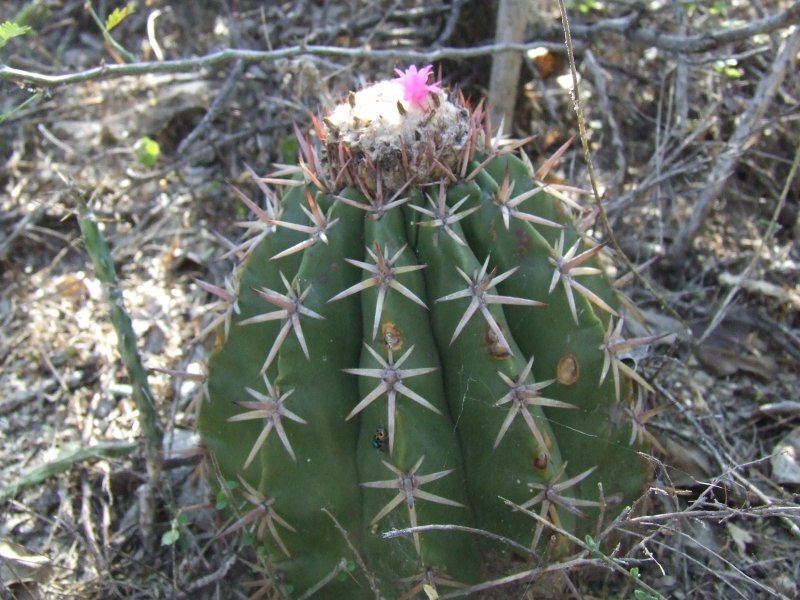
708, 0, 728, 17
714, 58, 744, 79
105, 3, 136, 32
161, 511, 190, 547
568, 0, 600, 14
0, 21, 32, 50
86, 2, 137, 62
134, 136, 161, 168
214, 479, 239, 510
586, 535, 664, 600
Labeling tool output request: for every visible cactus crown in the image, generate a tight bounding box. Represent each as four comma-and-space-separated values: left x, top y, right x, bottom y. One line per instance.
198, 65, 652, 599
318, 64, 480, 197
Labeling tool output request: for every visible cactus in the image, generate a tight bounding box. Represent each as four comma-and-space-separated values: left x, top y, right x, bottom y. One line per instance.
197, 65, 652, 599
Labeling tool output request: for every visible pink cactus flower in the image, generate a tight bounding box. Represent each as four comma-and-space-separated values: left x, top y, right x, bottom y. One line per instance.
392, 64, 442, 109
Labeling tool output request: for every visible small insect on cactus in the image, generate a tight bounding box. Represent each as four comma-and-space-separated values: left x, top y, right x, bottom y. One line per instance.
197, 65, 654, 598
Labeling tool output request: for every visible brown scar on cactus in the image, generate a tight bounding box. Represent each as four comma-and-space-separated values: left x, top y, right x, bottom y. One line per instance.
556, 353, 580, 386
484, 326, 513, 360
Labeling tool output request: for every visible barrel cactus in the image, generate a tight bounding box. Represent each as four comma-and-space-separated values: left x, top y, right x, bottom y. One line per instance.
197, 64, 652, 598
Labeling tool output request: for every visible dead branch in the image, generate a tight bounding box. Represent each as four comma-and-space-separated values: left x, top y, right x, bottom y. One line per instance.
488, 0, 529, 129
670, 27, 800, 260
562, 1, 800, 53
2, 2, 798, 89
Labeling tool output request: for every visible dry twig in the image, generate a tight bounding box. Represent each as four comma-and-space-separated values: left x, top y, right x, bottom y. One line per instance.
671, 27, 800, 260
488, 0, 529, 128
2, 3, 798, 88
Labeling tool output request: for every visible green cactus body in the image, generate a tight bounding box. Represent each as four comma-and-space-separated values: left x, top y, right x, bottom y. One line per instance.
457, 154, 651, 522
410, 200, 574, 546
353, 206, 480, 592
198, 66, 651, 598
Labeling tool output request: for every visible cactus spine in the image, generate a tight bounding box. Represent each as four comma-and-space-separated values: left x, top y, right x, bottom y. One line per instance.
198, 65, 652, 598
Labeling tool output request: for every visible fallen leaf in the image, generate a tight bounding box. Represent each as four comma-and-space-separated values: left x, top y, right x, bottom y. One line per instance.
662, 436, 713, 487
0, 539, 53, 584
423, 583, 439, 600
694, 343, 777, 379
725, 522, 753, 556
771, 427, 800, 485
754, 401, 800, 418
692, 308, 778, 379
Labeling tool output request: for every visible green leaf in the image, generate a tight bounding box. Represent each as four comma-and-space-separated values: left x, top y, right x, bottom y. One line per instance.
584, 534, 601, 555
713, 59, 743, 79
135, 136, 161, 168
161, 528, 180, 546
105, 3, 136, 32
0, 21, 32, 50
161, 513, 189, 546
708, 0, 727, 16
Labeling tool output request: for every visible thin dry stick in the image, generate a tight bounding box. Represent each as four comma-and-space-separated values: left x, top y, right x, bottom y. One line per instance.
176, 58, 245, 154
79, 472, 107, 575
697, 140, 800, 345
583, 49, 626, 194
671, 27, 800, 260
177, 554, 237, 598
628, 505, 800, 524
502, 498, 667, 600
3, 2, 799, 89
434, 0, 466, 46
322, 508, 381, 600
382, 523, 536, 557
296, 559, 350, 600
439, 558, 605, 599
560, 1, 800, 53
488, 0, 529, 129
0, 43, 558, 87
671, 1, 690, 128
555, 0, 691, 335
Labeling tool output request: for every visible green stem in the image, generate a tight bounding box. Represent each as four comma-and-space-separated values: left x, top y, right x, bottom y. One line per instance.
85, 2, 138, 63
0, 441, 137, 501
76, 203, 163, 480
0, 91, 42, 126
